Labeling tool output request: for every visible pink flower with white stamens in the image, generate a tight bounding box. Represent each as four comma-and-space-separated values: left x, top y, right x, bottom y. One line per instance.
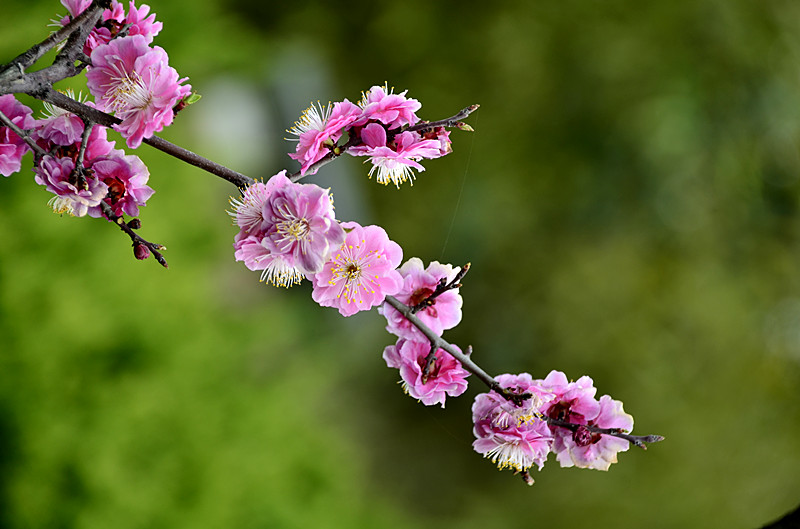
0, 95, 35, 177
472, 373, 555, 474
263, 180, 345, 275
34, 155, 108, 217
349, 124, 441, 187
233, 233, 304, 288
383, 338, 469, 407
379, 258, 463, 342
288, 99, 361, 175
87, 34, 191, 148
229, 171, 291, 237
311, 222, 403, 317
33, 90, 87, 147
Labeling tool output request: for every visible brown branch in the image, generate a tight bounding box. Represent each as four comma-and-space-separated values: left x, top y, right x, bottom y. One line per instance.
100, 202, 168, 267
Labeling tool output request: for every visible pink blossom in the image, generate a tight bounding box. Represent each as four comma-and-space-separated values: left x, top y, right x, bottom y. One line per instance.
472, 373, 555, 474
383, 338, 469, 407
34, 155, 108, 217
233, 233, 304, 288
355, 84, 421, 129
349, 124, 441, 187
263, 180, 345, 275
378, 258, 463, 342
420, 126, 452, 158
60, 0, 92, 17
123, 1, 163, 43
288, 100, 361, 175
229, 171, 292, 237
536, 370, 601, 425
32, 91, 87, 147
311, 222, 403, 317
87, 35, 191, 148
0, 95, 35, 177
87, 152, 154, 217
552, 395, 634, 471
60, 1, 161, 55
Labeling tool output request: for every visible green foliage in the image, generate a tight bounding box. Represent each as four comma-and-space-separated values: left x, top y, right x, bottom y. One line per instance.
2, 0, 800, 527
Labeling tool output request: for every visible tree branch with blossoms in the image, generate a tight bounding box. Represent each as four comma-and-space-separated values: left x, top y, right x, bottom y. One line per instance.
0, 0, 663, 487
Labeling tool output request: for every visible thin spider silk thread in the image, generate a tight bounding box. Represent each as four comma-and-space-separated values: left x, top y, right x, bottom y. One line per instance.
440, 109, 477, 259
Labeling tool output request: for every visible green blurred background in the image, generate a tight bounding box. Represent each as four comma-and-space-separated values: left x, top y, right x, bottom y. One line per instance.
2, 1, 800, 527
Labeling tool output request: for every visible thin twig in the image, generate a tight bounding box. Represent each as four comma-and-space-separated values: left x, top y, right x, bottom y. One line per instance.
545, 417, 665, 450
100, 202, 168, 267
410, 262, 470, 314
405, 104, 480, 133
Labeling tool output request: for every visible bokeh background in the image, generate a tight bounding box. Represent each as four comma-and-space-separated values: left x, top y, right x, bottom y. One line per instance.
2, 1, 800, 527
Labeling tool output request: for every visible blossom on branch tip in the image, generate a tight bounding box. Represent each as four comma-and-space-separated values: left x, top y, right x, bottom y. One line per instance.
86, 34, 191, 148
378, 257, 463, 342
0, 95, 35, 177
288, 100, 361, 175
552, 395, 633, 471
311, 222, 403, 316
383, 338, 469, 407
348, 124, 441, 187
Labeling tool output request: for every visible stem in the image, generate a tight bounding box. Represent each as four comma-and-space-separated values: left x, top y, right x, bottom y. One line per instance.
545, 417, 666, 450
100, 202, 168, 267
410, 262, 470, 314
405, 104, 480, 133
38, 88, 255, 189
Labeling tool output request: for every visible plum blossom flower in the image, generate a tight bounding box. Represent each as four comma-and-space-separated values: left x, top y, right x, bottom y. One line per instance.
536, 370, 601, 426
355, 84, 421, 129
262, 180, 345, 275
472, 373, 555, 474
60, 1, 162, 56
86, 34, 191, 148
87, 152, 154, 217
34, 155, 108, 217
348, 124, 441, 187
33, 90, 87, 147
0, 94, 35, 177
233, 233, 304, 288
552, 395, 633, 471
311, 222, 403, 316
378, 258, 463, 342
383, 338, 469, 407
229, 171, 291, 237
288, 100, 361, 175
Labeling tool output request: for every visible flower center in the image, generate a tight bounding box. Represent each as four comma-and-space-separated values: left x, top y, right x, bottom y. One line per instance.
109, 71, 152, 112
277, 218, 310, 241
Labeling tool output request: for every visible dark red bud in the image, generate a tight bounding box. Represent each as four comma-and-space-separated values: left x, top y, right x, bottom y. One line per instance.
573, 425, 594, 447
133, 243, 150, 260
127, 218, 142, 230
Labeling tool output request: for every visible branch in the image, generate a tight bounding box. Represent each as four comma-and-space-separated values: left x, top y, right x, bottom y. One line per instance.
410, 262, 470, 314
384, 294, 666, 448
35, 88, 255, 189
405, 104, 480, 133
545, 417, 665, 450
100, 202, 168, 267
0, 1, 107, 77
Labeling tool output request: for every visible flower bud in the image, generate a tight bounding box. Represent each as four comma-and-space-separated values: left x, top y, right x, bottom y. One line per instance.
133, 242, 150, 260
127, 218, 142, 230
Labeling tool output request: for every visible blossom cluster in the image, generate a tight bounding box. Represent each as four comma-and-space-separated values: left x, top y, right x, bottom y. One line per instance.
472, 371, 634, 478
288, 84, 451, 187
0, 1, 192, 221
